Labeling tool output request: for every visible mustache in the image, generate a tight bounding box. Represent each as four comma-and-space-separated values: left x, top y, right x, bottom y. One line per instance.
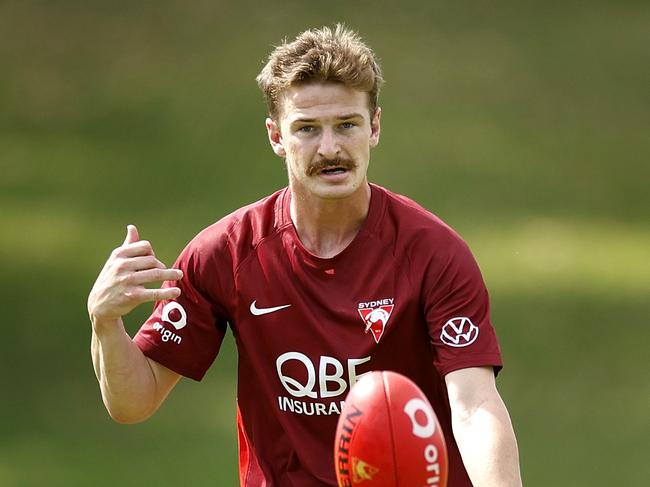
307, 158, 356, 176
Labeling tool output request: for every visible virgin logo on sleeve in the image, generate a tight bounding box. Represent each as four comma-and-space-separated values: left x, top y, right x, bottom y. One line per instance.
357, 298, 395, 344
440, 317, 479, 347
161, 302, 188, 330
151, 302, 188, 345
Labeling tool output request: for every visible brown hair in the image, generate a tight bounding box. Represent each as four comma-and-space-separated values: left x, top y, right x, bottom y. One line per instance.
256, 24, 384, 120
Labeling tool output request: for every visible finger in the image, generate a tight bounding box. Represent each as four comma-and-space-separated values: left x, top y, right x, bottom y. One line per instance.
138, 287, 182, 303
131, 268, 183, 286
123, 224, 140, 246
116, 240, 155, 258
121, 255, 168, 272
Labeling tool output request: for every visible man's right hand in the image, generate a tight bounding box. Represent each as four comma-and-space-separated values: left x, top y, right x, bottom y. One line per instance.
88, 224, 183, 327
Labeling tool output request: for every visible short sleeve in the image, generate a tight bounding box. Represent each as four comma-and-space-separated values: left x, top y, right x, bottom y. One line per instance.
423, 234, 502, 377
134, 234, 232, 381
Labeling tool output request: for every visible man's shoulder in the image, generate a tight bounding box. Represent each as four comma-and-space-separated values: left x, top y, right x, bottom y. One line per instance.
374, 184, 461, 244
374, 184, 479, 273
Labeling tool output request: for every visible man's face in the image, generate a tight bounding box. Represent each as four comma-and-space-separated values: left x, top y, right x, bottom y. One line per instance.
266, 82, 381, 201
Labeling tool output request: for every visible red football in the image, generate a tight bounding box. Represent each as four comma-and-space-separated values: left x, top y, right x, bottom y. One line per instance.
333, 371, 448, 487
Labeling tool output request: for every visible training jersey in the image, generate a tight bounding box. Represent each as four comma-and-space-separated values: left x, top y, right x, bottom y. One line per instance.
134, 183, 503, 486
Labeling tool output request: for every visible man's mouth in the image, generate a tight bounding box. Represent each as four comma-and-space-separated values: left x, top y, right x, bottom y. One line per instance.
320, 167, 347, 175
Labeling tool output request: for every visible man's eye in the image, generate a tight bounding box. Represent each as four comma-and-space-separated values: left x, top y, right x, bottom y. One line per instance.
298, 126, 315, 133
340, 122, 356, 129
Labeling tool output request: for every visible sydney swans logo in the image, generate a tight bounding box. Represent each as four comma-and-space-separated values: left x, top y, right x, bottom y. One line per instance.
357, 298, 395, 344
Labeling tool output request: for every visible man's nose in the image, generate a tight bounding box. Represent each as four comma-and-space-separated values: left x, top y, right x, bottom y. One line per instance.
317, 128, 340, 159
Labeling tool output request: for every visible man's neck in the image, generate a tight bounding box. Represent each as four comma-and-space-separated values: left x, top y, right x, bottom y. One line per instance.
289, 183, 372, 259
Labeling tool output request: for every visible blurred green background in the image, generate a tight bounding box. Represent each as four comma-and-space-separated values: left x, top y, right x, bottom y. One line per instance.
1, 0, 648, 485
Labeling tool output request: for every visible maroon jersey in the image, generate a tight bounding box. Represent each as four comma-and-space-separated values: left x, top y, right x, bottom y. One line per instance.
135, 183, 502, 486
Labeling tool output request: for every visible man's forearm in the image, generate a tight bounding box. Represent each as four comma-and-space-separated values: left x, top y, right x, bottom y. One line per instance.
91, 317, 159, 424
451, 394, 523, 487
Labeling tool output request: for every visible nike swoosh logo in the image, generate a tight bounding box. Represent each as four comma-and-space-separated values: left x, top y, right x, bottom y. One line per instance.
250, 300, 292, 316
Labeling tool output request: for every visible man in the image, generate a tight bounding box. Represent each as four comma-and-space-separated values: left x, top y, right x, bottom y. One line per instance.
88, 25, 522, 486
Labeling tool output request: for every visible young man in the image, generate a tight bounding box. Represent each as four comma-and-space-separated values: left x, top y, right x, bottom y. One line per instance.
88, 25, 523, 486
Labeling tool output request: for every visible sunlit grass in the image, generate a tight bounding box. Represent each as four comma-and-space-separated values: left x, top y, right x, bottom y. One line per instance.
468, 217, 650, 297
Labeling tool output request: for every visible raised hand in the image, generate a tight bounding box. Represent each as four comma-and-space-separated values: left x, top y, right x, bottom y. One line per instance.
88, 225, 183, 324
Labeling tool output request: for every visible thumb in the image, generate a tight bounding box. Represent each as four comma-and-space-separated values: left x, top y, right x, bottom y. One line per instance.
123, 224, 140, 245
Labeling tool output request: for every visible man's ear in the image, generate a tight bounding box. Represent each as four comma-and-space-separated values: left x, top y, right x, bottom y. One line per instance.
266, 118, 286, 157
369, 107, 381, 148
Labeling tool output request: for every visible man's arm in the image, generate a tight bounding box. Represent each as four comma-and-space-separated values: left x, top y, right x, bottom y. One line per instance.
88, 225, 183, 423
445, 366, 523, 487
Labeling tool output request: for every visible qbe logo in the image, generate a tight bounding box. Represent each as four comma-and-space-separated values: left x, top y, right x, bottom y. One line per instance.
152, 302, 187, 345
275, 352, 371, 416
440, 317, 479, 347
